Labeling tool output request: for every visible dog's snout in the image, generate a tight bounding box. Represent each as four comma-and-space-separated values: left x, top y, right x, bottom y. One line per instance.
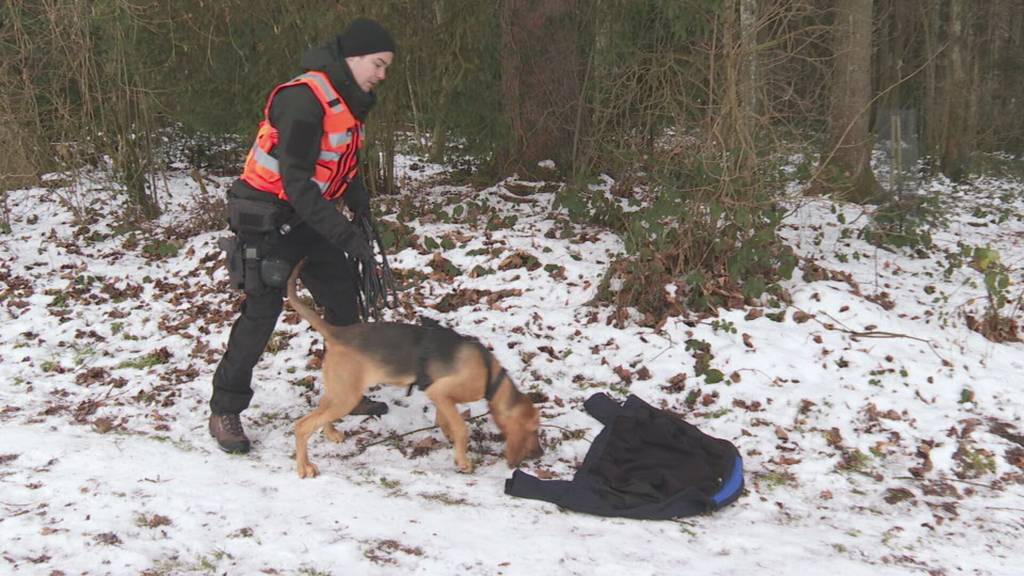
527, 438, 544, 460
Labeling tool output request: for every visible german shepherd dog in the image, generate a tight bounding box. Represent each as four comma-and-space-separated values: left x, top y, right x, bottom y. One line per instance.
287, 261, 542, 478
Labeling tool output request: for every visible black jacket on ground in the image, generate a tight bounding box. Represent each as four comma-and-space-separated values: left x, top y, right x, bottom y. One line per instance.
505, 393, 744, 520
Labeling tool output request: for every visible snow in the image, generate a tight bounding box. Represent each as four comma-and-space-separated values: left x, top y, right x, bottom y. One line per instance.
0, 158, 1022, 575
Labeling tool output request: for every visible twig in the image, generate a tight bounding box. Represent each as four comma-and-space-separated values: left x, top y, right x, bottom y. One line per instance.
497, 193, 538, 204
539, 423, 593, 443
338, 411, 492, 460
894, 475, 1000, 490
812, 309, 950, 365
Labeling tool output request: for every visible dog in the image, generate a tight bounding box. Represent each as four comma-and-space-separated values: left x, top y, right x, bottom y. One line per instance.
286, 260, 543, 478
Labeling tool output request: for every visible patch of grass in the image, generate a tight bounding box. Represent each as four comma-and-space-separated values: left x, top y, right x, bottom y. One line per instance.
291, 376, 316, 393
956, 446, 996, 478
469, 264, 495, 278
363, 538, 425, 566
265, 331, 294, 354
420, 492, 469, 506
837, 449, 873, 474
142, 239, 180, 259
142, 558, 189, 576
71, 343, 97, 366
756, 470, 796, 491
704, 407, 731, 419
117, 354, 164, 366
151, 435, 197, 452
116, 351, 170, 370
134, 513, 173, 529
193, 555, 218, 573
40, 359, 63, 373
684, 388, 701, 409
676, 522, 699, 537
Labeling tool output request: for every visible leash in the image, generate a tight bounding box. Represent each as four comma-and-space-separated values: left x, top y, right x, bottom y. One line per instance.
337, 411, 493, 461
353, 213, 399, 321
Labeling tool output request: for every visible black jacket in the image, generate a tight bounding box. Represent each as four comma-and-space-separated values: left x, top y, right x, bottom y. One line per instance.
232, 37, 374, 250
505, 393, 744, 520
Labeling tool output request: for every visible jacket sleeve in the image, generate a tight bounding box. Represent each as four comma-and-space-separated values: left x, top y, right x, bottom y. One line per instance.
504, 469, 574, 503
269, 85, 357, 249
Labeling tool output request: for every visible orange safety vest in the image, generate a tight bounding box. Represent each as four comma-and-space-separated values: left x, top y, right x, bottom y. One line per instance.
240, 71, 364, 202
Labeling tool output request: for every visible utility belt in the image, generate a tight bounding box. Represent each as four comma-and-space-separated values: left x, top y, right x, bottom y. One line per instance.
217, 186, 302, 292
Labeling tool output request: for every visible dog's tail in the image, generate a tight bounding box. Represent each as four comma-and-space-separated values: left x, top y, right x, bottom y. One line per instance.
287, 258, 334, 338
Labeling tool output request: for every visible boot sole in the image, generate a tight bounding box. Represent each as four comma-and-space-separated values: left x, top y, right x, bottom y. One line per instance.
215, 442, 251, 454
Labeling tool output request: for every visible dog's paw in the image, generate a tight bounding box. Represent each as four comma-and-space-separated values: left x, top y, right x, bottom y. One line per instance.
297, 460, 320, 478
323, 426, 345, 444
455, 458, 475, 474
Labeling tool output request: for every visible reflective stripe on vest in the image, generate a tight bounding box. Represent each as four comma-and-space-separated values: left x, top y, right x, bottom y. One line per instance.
239, 70, 362, 202
250, 144, 279, 174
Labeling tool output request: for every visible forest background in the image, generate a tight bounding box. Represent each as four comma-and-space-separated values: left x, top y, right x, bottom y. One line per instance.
2, 0, 1023, 332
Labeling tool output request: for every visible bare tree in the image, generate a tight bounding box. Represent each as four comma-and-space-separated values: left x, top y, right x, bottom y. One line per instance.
814, 0, 881, 201
936, 0, 973, 181
500, 0, 587, 173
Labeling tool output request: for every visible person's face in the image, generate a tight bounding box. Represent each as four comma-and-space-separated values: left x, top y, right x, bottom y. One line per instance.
346, 51, 394, 93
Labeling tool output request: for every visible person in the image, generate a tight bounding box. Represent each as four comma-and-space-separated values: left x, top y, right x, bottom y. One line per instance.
209, 17, 396, 454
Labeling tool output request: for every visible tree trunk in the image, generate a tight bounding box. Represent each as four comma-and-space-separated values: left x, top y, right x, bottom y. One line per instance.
739, 0, 758, 126
717, 0, 755, 166
921, 0, 941, 168
938, 0, 973, 181
499, 0, 585, 174
816, 0, 881, 202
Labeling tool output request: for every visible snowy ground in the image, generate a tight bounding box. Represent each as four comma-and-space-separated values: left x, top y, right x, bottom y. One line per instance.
1, 158, 1022, 575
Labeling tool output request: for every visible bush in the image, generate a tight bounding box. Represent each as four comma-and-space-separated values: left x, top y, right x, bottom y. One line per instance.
572, 150, 796, 325
860, 193, 943, 256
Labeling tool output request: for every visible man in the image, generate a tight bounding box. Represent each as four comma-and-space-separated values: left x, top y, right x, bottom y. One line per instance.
209, 18, 396, 454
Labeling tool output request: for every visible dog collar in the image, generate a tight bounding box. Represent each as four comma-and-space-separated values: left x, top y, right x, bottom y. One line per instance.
485, 367, 506, 402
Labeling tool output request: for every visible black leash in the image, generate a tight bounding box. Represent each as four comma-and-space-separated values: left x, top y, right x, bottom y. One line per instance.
353, 213, 399, 321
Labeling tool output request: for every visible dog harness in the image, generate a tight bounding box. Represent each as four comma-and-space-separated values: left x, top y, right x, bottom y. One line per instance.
240, 71, 364, 203
407, 334, 505, 402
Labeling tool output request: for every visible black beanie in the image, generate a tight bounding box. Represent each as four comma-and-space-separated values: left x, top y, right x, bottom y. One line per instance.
339, 17, 396, 57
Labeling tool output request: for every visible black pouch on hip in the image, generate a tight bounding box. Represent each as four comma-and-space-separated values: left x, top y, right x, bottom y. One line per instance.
217, 236, 245, 289
228, 197, 279, 234
260, 257, 292, 288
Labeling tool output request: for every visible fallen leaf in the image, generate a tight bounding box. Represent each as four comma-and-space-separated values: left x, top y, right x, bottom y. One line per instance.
92, 418, 114, 434
792, 310, 813, 324
613, 365, 633, 384
411, 437, 444, 458
883, 487, 915, 505
824, 427, 843, 448
742, 333, 754, 348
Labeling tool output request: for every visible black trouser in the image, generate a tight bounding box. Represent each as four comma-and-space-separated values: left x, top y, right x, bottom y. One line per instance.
210, 223, 359, 415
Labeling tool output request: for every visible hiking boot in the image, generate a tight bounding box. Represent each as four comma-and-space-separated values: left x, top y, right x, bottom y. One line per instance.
209, 413, 251, 454
349, 395, 388, 416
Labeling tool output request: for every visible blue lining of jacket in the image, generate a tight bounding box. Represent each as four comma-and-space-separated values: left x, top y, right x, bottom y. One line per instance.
712, 455, 744, 506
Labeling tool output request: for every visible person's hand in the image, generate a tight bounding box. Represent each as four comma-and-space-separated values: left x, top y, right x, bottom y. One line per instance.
343, 232, 375, 266
343, 180, 370, 217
